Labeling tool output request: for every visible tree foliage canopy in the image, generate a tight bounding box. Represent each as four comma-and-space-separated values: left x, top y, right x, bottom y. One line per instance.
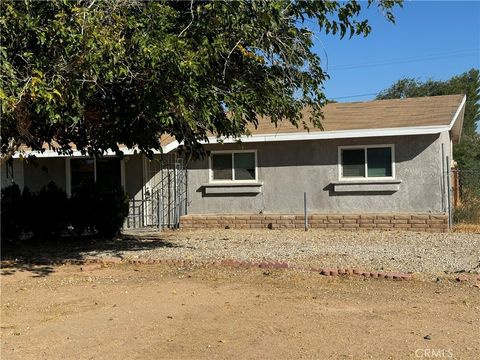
1, 0, 401, 159
376, 69, 480, 170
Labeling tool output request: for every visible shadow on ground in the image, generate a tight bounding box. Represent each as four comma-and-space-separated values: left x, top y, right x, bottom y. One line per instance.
1, 231, 179, 277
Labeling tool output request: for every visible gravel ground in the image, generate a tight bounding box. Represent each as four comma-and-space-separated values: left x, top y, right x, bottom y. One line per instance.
4, 229, 480, 278
83, 229, 480, 277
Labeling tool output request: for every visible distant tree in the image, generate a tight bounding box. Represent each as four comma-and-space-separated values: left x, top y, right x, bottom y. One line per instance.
376, 69, 480, 137
0, 0, 402, 160
377, 69, 480, 174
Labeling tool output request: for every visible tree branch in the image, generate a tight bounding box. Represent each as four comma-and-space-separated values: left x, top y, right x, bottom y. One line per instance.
178, 0, 195, 37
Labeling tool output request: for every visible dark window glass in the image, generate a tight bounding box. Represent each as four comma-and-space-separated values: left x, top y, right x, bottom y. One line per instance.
342, 149, 365, 177
234, 153, 255, 180
71, 158, 121, 194
367, 147, 392, 177
97, 158, 121, 188
212, 154, 232, 180
70, 158, 94, 193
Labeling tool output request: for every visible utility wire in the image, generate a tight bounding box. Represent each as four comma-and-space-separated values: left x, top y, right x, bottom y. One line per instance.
329, 92, 379, 100
328, 49, 480, 71
326, 48, 480, 100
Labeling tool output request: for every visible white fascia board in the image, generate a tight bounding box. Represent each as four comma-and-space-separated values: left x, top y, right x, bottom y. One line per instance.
202, 124, 451, 145
12, 140, 181, 159
447, 95, 466, 143
162, 140, 180, 154
447, 95, 466, 131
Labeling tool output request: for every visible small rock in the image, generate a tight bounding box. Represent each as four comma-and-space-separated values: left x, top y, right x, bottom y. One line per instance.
424, 335, 432, 340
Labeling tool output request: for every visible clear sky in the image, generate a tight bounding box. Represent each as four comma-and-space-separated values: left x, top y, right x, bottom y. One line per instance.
312, 1, 480, 102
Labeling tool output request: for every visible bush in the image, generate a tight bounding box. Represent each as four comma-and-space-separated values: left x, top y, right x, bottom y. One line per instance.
453, 169, 480, 225
454, 198, 480, 224
70, 183, 129, 237
94, 186, 130, 237
1, 181, 129, 241
30, 182, 69, 238
1, 183, 23, 240
69, 181, 98, 235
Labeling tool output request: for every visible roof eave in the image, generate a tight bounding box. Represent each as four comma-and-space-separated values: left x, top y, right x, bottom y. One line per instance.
448, 95, 466, 144
203, 124, 452, 145
12, 140, 180, 159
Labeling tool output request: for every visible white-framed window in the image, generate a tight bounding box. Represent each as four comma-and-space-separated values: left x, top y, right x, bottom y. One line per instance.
338, 144, 395, 180
209, 150, 257, 182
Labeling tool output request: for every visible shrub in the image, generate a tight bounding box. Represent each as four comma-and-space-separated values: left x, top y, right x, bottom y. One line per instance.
1, 183, 23, 240
454, 169, 480, 225
20, 187, 35, 234
2, 181, 129, 241
69, 181, 98, 235
94, 186, 129, 237
30, 182, 69, 238
1, 182, 69, 240
453, 199, 480, 224
70, 183, 129, 238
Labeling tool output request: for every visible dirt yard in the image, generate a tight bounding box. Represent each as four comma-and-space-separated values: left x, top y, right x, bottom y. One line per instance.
2, 263, 479, 360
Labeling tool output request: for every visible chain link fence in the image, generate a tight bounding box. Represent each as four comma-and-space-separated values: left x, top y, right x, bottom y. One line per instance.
452, 168, 480, 224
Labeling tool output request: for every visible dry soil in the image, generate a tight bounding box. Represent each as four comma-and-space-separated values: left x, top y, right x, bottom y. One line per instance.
1, 264, 479, 360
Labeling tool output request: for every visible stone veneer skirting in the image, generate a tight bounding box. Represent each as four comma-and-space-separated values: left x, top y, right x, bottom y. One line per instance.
180, 213, 449, 232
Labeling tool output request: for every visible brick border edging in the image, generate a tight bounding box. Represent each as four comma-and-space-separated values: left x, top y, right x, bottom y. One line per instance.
180, 213, 449, 232
76, 257, 416, 281
9, 257, 479, 283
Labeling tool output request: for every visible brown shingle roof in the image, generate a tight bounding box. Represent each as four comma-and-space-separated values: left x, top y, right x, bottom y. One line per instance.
250, 94, 465, 134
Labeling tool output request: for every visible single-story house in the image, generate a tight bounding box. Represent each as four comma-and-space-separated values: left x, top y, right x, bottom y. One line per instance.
1, 94, 466, 232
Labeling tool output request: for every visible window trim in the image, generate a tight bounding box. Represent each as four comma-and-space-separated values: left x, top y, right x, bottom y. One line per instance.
338, 144, 395, 181
209, 150, 258, 183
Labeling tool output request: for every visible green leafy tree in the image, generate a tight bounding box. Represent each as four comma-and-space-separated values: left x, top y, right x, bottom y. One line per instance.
376, 69, 480, 137
1, 0, 401, 160
377, 69, 480, 172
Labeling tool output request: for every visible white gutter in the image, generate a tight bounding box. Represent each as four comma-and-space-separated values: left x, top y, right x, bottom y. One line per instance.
202, 124, 453, 145
12, 140, 180, 159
